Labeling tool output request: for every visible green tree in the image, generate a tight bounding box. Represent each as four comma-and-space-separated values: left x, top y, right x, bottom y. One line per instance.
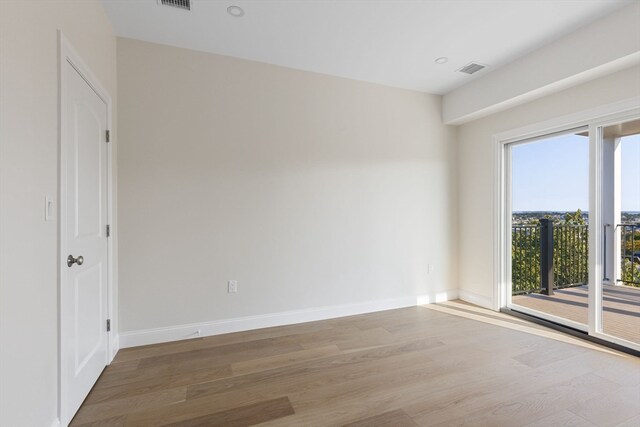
621, 258, 640, 286
563, 209, 586, 225
620, 226, 640, 287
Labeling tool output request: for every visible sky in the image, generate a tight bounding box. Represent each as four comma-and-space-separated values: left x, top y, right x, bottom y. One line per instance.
512, 132, 640, 212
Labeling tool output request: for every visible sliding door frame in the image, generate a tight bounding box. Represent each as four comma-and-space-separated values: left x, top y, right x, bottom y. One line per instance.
493, 97, 640, 351
588, 112, 640, 351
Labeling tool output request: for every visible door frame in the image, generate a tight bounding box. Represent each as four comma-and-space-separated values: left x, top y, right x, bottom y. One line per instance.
587, 112, 640, 351
58, 31, 115, 426
493, 96, 640, 348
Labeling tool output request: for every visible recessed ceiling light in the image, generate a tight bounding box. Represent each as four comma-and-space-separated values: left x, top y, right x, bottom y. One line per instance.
435, 57, 448, 64
227, 5, 244, 17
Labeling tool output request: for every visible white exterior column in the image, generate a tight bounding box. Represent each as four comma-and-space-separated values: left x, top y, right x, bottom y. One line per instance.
602, 137, 621, 284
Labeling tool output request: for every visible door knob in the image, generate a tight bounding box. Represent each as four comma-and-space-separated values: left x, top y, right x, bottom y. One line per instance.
67, 255, 84, 267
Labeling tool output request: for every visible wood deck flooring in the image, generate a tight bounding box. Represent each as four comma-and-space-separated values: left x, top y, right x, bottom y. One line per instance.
513, 284, 640, 344
72, 301, 640, 426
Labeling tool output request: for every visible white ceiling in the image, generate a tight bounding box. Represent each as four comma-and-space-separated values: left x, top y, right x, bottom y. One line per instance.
102, 0, 633, 95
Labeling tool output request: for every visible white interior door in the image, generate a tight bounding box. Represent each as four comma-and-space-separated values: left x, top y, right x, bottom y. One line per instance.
60, 58, 109, 424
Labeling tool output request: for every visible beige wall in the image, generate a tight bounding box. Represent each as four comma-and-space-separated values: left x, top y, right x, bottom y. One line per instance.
0, 1, 116, 425
457, 65, 640, 307
117, 38, 458, 334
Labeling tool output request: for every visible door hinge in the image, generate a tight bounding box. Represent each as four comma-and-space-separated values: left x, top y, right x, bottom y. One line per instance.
106, 319, 111, 332
106, 130, 111, 143
106, 224, 111, 237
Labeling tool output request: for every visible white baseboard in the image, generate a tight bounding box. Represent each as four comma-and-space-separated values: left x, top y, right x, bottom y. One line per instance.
50, 417, 60, 427
458, 289, 494, 310
119, 290, 458, 348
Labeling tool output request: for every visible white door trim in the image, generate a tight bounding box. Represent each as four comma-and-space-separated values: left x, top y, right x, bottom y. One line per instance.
58, 31, 115, 426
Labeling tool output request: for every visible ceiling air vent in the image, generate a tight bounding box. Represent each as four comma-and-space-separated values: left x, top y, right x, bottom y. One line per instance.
158, 0, 191, 11
458, 62, 486, 75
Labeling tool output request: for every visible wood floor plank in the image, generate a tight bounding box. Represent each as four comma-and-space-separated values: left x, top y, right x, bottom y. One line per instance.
281, 345, 551, 426
71, 387, 187, 425
230, 344, 341, 376
114, 338, 208, 364
161, 396, 294, 427
342, 409, 418, 427
327, 306, 448, 331
512, 344, 587, 369
94, 354, 235, 390
568, 384, 640, 426
427, 372, 621, 427
194, 321, 334, 349
523, 410, 597, 427
332, 327, 395, 351
113, 320, 332, 364
120, 388, 272, 426
272, 358, 441, 425
615, 414, 640, 427
406, 350, 625, 426
84, 364, 231, 405
73, 302, 640, 427
99, 359, 141, 375
137, 336, 304, 369
124, 394, 294, 426
288, 326, 366, 349
186, 337, 442, 401
73, 415, 127, 427
143, 346, 437, 427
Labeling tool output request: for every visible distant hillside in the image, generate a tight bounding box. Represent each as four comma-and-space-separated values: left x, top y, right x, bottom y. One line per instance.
512, 211, 640, 225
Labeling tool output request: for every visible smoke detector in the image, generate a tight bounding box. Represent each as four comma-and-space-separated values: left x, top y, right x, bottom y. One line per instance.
158, 0, 191, 11
458, 62, 487, 75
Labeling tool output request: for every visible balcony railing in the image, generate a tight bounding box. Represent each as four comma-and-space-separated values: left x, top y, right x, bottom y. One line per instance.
512, 220, 588, 295
619, 224, 640, 286
513, 220, 640, 295
512, 224, 541, 295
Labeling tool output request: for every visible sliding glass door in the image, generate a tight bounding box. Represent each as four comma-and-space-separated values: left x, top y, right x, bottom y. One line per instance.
595, 118, 640, 348
507, 128, 590, 331
501, 113, 640, 352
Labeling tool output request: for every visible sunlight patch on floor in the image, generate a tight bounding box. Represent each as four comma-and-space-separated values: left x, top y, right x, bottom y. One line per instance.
422, 300, 632, 359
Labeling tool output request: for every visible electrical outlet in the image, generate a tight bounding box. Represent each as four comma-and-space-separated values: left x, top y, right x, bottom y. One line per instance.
228, 280, 238, 293
427, 264, 434, 274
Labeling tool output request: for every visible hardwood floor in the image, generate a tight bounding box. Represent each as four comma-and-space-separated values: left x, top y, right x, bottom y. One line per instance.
72, 301, 640, 426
